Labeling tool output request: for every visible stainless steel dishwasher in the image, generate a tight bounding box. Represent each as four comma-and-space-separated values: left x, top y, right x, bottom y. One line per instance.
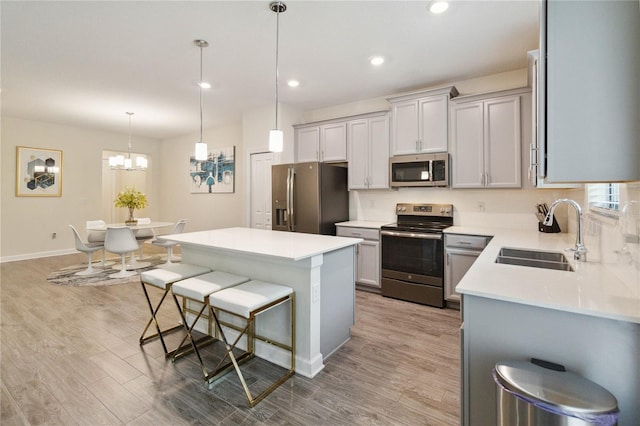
444, 234, 490, 307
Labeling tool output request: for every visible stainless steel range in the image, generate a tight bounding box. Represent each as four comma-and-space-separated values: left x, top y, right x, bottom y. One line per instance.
381, 203, 453, 308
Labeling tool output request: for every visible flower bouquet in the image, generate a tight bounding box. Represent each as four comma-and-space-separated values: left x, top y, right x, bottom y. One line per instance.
114, 186, 148, 225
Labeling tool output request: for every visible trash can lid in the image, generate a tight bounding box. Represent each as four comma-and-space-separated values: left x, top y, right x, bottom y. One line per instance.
494, 360, 618, 415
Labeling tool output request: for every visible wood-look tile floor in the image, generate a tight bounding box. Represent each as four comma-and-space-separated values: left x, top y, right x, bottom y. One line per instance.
1, 249, 461, 425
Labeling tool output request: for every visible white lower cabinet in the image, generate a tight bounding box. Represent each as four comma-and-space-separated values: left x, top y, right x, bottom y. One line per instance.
336, 226, 380, 290
462, 294, 639, 425
444, 234, 489, 304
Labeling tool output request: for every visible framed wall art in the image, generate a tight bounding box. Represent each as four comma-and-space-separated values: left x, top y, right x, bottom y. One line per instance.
16, 146, 63, 197
189, 146, 235, 194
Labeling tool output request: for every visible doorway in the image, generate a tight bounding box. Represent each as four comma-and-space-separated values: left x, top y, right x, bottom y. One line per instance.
250, 152, 275, 229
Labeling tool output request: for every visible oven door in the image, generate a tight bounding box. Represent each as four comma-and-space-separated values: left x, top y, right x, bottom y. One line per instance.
381, 230, 444, 285
381, 229, 445, 307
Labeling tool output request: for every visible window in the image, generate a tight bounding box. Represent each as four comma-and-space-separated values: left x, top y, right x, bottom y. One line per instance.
588, 183, 620, 215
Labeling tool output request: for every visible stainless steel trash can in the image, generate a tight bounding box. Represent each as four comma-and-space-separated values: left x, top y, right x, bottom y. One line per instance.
493, 359, 619, 426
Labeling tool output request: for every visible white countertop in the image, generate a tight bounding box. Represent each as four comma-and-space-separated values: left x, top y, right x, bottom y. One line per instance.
336, 220, 391, 229
447, 226, 640, 323
163, 227, 362, 262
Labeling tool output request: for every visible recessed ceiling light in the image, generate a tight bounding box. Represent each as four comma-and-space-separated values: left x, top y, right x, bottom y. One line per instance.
287, 80, 300, 88
429, 1, 449, 14
370, 56, 385, 66
199, 81, 211, 89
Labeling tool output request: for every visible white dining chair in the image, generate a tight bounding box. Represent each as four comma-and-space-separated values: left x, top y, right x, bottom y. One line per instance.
105, 227, 140, 279
69, 225, 105, 276
134, 217, 154, 259
152, 219, 187, 266
86, 219, 106, 243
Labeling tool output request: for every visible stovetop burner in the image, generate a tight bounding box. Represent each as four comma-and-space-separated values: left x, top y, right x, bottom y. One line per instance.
381, 203, 454, 233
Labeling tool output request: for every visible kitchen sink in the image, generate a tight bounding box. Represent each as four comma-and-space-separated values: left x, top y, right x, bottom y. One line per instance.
495, 247, 573, 272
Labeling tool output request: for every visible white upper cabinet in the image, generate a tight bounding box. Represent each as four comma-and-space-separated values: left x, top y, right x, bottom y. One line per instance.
321, 122, 347, 162
296, 127, 321, 163
539, 0, 639, 182
295, 121, 347, 163
450, 90, 525, 189
388, 86, 458, 155
347, 112, 390, 190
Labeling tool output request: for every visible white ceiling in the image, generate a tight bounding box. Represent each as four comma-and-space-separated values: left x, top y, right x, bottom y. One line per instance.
1, 1, 539, 140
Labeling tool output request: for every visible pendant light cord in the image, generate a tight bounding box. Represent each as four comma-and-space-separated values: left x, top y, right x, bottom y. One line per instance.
127, 112, 134, 160
199, 44, 204, 142
274, 5, 280, 129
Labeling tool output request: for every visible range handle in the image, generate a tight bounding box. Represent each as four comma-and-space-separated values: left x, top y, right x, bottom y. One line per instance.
381, 230, 442, 240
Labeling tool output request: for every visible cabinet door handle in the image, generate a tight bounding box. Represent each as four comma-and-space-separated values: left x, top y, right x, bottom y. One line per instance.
529, 143, 539, 167
446, 252, 450, 266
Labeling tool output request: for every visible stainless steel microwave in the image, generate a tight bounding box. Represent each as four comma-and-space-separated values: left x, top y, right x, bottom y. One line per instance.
389, 153, 449, 187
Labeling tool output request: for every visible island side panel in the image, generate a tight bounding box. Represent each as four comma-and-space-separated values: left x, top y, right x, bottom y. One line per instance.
319, 246, 356, 359
462, 294, 640, 425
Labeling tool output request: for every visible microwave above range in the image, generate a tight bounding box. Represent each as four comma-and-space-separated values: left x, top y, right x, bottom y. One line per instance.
389, 152, 449, 188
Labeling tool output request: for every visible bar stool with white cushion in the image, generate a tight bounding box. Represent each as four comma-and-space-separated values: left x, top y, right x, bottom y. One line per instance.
139, 263, 212, 357
208, 280, 295, 407
170, 271, 250, 376
69, 225, 105, 276
152, 219, 187, 266
104, 227, 140, 279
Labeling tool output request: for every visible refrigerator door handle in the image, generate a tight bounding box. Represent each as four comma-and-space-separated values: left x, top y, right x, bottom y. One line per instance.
288, 167, 295, 231
286, 167, 291, 231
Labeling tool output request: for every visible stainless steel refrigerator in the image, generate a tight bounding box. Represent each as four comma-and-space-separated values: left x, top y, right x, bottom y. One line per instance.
272, 162, 348, 235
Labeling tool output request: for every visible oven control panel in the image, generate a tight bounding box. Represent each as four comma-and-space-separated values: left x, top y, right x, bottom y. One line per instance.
395, 203, 453, 217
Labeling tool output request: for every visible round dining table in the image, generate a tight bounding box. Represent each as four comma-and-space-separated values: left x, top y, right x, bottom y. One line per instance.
87, 221, 173, 269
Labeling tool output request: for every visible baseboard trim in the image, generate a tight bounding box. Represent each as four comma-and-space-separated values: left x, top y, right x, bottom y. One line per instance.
0, 248, 76, 264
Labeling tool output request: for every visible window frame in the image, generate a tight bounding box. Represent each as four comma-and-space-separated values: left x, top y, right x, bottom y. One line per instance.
588, 183, 621, 218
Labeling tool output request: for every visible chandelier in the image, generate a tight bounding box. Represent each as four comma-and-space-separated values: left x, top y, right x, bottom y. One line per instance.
109, 112, 148, 171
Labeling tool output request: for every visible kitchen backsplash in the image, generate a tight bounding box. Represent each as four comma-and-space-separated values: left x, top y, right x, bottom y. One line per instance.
349, 187, 572, 230
569, 183, 640, 274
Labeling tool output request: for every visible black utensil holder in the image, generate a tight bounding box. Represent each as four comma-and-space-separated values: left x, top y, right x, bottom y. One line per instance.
538, 215, 561, 233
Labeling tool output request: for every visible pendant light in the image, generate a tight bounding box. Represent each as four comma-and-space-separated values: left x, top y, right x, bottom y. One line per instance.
268, 1, 286, 153
194, 39, 209, 161
109, 112, 147, 171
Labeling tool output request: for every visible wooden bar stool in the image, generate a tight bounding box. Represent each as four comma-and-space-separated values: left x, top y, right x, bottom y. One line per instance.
208, 280, 295, 407
139, 263, 212, 357
170, 271, 250, 376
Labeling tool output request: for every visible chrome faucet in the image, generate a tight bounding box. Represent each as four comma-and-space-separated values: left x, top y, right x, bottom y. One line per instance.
544, 198, 587, 262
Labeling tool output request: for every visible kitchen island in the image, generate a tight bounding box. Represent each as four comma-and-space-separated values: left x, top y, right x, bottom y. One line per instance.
162, 227, 362, 378
449, 227, 640, 425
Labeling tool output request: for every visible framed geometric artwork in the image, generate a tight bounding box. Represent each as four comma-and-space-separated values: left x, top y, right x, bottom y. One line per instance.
16, 146, 63, 197
189, 146, 235, 194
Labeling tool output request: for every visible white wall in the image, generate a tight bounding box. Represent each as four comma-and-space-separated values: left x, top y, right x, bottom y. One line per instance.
1, 117, 161, 260
158, 123, 244, 233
